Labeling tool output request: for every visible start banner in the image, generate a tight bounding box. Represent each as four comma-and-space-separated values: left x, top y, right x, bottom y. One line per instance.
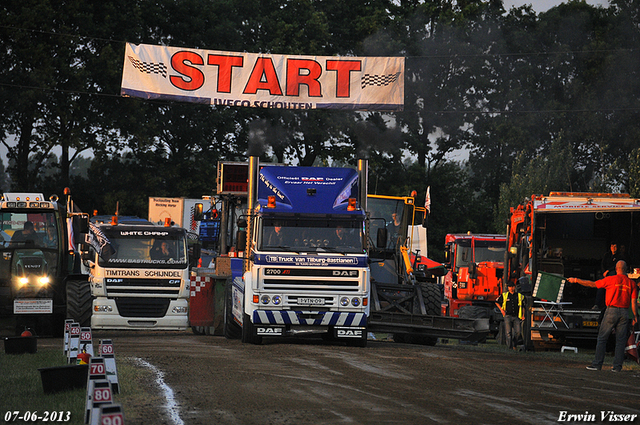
121, 43, 404, 111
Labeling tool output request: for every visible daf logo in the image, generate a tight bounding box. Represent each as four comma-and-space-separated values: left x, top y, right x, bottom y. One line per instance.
332, 270, 358, 277
106, 278, 124, 283
337, 329, 363, 338
256, 327, 283, 335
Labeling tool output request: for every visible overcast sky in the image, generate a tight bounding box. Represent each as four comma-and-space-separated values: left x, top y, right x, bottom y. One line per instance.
502, 0, 609, 12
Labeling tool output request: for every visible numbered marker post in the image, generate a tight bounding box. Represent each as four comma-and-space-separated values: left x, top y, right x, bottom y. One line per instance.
63, 319, 74, 356
67, 323, 81, 364
88, 380, 113, 425
99, 339, 119, 394
85, 357, 107, 424
80, 327, 94, 357
99, 404, 125, 425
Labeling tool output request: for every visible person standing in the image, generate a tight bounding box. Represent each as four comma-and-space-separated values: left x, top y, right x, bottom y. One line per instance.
496, 281, 525, 350
568, 260, 638, 372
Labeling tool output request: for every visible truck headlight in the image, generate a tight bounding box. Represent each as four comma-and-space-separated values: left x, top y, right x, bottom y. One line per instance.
340, 297, 350, 306
261, 295, 271, 305
351, 297, 361, 307
18, 277, 29, 287
172, 306, 188, 314
94, 305, 113, 312
38, 276, 50, 286
272, 295, 282, 305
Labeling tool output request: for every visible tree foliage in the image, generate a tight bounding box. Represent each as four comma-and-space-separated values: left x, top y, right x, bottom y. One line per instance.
1, 0, 639, 247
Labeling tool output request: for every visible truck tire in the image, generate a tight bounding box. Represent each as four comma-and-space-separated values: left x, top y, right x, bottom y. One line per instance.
241, 313, 262, 345
223, 278, 241, 339
66, 279, 92, 327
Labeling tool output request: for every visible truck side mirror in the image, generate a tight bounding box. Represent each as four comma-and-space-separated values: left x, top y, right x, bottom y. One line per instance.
193, 203, 204, 222
236, 230, 247, 252
74, 215, 89, 235
376, 227, 388, 248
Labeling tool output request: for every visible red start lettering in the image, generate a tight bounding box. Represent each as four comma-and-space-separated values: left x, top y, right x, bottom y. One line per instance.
170, 51, 205, 91
168, 52, 363, 99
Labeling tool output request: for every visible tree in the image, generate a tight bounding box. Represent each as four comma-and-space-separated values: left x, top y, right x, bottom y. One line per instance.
495, 138, 574, 231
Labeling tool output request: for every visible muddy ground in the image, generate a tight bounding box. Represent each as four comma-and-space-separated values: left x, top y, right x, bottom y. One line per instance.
39, 331, 639, 425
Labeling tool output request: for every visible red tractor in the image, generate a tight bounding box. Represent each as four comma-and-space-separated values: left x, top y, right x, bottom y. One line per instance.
442, 233, 506, 337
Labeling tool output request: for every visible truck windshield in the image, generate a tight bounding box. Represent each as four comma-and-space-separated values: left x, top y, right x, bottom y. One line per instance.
456, 240, 505, 270
0, 212, 60, 249
260, 217, 364, 254
96, 227, 188, 267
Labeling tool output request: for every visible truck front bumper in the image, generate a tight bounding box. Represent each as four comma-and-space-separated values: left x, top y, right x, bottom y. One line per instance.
91, 298, 189, 330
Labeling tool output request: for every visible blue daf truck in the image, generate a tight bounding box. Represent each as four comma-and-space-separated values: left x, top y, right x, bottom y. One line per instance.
224, 157, 371, 346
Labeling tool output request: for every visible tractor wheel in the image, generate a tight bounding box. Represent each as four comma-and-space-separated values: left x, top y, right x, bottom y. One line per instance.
223, 278, 241, 340
66, 279, 92, 327
409, 282, 440, 346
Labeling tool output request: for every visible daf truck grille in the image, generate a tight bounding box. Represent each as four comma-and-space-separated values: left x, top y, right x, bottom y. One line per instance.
263, 279, 360, 292
104, 278, 181, 297
115, 297, 170, 317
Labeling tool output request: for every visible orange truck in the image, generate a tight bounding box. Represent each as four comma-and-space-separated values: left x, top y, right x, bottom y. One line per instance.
442, 233, 506, 337
505, 192, 640, 347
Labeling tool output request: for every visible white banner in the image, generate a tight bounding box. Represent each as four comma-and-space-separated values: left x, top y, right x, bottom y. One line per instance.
121, 43, 404, 111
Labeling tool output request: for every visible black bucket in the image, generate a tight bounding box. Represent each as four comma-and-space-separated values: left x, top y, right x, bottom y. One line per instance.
38, 364, 88, 394
3, 336, 37, 354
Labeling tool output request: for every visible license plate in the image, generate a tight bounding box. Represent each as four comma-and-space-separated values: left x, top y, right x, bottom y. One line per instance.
582, 321, 598, 327
298, 298, 324, 305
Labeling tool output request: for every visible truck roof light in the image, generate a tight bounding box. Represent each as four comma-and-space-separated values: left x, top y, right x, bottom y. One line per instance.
110, 216, 118, 225
164, 217, 172, 227
347, 198, 356, 211
267, 196, 276, 209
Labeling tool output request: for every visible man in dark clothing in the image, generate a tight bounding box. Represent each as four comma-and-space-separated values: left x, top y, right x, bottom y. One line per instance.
496, 281, 526, 350
596, 242, 621, 309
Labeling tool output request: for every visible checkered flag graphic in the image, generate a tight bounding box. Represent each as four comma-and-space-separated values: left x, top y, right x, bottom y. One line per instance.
361, 72, 401, 89
128, 56, 168, 78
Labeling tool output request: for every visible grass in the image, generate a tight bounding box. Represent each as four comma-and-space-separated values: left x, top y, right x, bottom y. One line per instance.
0, 346, 155, 425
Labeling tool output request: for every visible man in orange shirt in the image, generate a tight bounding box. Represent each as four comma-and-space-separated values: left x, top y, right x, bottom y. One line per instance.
568, 261, 638, 372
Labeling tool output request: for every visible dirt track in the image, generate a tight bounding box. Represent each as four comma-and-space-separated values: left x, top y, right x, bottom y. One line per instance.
65, 331, 640, 425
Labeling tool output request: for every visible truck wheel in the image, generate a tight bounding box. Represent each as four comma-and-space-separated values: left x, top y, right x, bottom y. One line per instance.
241, 313, 262, 345
223, 278, 241, 339
66, 279, 92, 327
191, 326, 205, 335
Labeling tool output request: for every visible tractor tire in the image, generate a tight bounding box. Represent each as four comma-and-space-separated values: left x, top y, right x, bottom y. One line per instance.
458, 305, 491, 319
223, 278, 241, 340
408, 282, 440, 346
66, 279, 92, 327
421, 282, 442, 316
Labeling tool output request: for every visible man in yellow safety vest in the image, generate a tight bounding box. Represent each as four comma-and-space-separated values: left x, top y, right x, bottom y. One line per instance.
496, 280, 525, 350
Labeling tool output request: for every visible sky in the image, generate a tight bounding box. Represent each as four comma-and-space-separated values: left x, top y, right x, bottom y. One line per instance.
502, 0, 609, 11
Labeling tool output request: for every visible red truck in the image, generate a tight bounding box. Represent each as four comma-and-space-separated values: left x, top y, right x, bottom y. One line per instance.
442, 233, 506, 337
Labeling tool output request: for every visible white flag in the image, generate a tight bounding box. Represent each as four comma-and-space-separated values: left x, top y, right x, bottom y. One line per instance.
424, 186, 431, 213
